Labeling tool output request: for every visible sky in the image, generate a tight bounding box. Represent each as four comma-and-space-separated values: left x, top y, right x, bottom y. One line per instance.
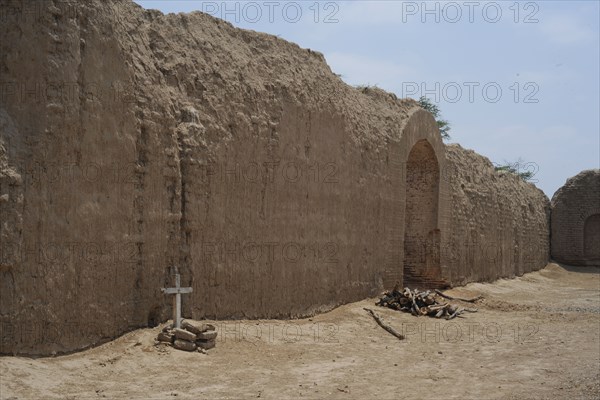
134, 0, 600, 198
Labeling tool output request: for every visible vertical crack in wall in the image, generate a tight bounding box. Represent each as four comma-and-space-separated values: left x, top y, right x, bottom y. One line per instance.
132, 121, 149, 326
176, 127, 191, 284
0, 128, 22, 327
174, 106, 204, 318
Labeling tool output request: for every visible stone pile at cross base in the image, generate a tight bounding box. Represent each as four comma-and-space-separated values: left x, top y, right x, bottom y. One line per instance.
156, 321, 218, 352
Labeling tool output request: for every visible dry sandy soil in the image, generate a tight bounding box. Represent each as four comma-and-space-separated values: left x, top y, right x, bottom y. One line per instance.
1, 263, 598, 399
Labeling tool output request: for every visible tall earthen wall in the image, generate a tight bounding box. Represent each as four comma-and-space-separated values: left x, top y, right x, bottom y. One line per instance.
0, 1, 549, 355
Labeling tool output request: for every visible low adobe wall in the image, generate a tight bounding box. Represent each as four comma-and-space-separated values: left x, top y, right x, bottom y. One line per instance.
0, 1, 549, 355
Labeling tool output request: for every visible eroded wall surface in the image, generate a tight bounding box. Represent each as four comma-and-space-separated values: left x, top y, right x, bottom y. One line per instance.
551, 170, 600, 266
0, 0, 178, 355
1, 1, 549, 355
441, 145, 551, 285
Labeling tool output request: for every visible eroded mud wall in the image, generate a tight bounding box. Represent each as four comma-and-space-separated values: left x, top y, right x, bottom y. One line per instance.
441, 145, 551, 285
0, 1, 430, 355
551, 170, 600, 266
0, 1, 178, 355
1, 1, 550, 355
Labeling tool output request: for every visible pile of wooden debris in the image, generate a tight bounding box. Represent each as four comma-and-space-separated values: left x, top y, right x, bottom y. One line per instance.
156, 320, 217, 352
376, 286, 480, 320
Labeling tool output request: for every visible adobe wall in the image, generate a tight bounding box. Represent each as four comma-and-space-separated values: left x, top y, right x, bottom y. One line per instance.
0, 1, 548, 355
1, 1, 169, 355
551, 170, 600, 266
441, 145, 551, 285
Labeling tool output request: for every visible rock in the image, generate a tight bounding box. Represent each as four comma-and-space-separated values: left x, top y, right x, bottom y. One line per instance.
173, 339, 197, 352
196, 330, 217, 340
157, 332, 174, 344
173, 328, 197, 342
182, 320, 215, 335
196, 339, 216, 350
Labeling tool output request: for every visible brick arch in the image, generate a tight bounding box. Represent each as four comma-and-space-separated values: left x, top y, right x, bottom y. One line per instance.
403, 139, 442, 288
382, 108, 450, 289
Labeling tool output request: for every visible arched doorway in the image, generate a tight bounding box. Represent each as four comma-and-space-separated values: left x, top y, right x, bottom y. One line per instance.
403, 139, 442, 289
584, 214, 600, 260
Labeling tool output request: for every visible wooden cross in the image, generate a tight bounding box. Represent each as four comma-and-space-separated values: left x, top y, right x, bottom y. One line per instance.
161, 266, 192, 329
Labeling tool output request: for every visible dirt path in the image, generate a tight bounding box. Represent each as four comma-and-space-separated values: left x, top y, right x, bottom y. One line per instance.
1, 263, 599, 399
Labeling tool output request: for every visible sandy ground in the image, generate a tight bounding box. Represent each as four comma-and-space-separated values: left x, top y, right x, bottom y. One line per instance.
1, 262, 599, 400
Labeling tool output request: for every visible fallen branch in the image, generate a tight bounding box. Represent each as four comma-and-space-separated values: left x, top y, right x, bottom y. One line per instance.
434, 289, 483, 303
363, 308, 405, 341
376, 288, 477, 319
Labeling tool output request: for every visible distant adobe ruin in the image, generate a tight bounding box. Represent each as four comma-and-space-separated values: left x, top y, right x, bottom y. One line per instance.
1, 1, 550, 356
551, 170, 600, 266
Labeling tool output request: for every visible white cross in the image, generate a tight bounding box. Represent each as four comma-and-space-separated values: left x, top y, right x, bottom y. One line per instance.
161, 266, 193, 329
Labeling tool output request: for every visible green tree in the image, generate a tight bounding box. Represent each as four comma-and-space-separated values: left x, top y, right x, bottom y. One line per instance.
418, 96, 451, 141
494, 159, 536, 182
